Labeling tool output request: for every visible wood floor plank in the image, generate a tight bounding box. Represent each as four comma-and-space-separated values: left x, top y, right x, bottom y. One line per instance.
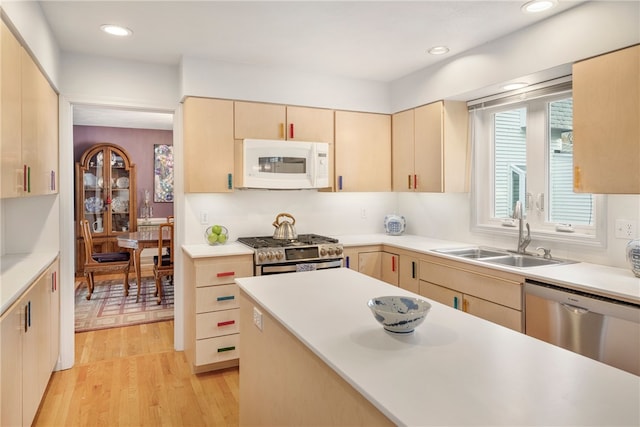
33, 320, 239, 426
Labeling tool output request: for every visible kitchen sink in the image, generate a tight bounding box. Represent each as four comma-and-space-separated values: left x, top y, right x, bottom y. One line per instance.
432, 246, 576, 268
432, 247, 509, 259
482, 254, 570, 268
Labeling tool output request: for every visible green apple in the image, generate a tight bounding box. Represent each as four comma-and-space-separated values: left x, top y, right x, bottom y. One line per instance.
212, 224, 222, 235
207, 233, 218, 244
217, 233, 227, 244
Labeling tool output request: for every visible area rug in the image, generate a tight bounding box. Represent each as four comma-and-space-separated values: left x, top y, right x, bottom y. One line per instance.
75, 276, 174, 332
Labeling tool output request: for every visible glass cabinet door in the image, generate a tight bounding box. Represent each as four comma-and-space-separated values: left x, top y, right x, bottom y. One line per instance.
109, 149, 131, 233
82, 151, 106, 234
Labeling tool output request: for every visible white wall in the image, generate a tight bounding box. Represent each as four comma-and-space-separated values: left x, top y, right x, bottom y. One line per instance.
184, 191, 396, 245
180, 56, 391, 113
398, 192, 640, 269
61, 53, 180, 110
391, 1, 640, 112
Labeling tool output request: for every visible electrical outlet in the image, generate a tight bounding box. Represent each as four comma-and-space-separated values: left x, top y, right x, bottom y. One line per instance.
253, 307, 263, 331
615, 219, 636, 239
200, 211, 209, 225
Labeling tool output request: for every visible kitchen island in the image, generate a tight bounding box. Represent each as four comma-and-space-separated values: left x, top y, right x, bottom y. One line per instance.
236, 268, 639, 426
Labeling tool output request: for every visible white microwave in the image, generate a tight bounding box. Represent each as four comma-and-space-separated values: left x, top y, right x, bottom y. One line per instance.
235, 139, 330, 189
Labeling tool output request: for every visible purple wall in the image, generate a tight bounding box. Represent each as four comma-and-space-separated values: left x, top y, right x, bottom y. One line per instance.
73, 125, 174, 219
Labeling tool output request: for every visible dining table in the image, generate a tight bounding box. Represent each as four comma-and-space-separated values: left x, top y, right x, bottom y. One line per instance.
117, 228, 171, 301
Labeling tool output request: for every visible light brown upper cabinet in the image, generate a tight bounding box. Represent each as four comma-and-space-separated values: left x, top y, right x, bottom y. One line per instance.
1, 20, 23, 198
22, 45, 59, 197
183, 97, 235, 193
573, 44, 639, 194
334, 110, 391, 192
1, 20, 58, 199
392, 101, 469, 192
234, 101, 334, 143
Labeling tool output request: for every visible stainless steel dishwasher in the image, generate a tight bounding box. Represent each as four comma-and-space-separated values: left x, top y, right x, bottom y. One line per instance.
524, 279, 640, 376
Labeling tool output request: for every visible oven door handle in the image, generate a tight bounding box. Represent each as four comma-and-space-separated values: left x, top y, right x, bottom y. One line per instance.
261, 259, 343, 275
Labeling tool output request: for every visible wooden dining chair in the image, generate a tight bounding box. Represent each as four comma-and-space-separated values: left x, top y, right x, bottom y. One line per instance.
80, 219, 131, 300
153, 222, 174, 305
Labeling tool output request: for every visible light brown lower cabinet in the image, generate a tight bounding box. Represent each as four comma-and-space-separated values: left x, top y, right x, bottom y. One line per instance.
418, 256, 524, 332
0, 258, 59, 427
343, 246, 398, 285
398, 253, 420, 294
183, 253, 253, 373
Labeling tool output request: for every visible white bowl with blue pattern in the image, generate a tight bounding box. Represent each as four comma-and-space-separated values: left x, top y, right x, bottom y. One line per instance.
367, 296, 431, 333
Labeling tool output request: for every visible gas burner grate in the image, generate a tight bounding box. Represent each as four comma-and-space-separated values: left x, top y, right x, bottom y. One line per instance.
237, 234, 338, 249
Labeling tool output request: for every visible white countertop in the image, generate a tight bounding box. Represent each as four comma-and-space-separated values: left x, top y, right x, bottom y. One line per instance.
337, 233, 640, 304
236, 268, 640, 426
1, 251, 59, 315
182, 242, 254, 258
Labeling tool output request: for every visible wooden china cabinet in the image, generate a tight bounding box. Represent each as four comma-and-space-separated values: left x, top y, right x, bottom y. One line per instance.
75, 143, 137, 275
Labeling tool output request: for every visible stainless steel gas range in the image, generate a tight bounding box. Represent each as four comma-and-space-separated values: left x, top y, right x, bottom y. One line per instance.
237, 234, 344, 276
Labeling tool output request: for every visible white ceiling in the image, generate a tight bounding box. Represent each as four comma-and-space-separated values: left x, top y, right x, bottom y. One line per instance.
40, 0, 586, 129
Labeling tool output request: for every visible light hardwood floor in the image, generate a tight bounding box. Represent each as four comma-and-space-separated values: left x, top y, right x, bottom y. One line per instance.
33, 321, 239, 426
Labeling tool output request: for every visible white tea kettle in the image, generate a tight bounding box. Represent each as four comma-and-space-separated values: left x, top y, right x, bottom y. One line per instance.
384, 214, 406, 236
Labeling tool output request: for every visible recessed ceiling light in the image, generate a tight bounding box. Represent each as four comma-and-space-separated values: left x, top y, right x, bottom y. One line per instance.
502, 82, 529, 90
100, 24, 133, 37
521, 0, 557, 13
428, 46, 450, 55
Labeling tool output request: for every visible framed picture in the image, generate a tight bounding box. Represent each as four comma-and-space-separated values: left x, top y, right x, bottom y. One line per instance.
154, 144, 174, 202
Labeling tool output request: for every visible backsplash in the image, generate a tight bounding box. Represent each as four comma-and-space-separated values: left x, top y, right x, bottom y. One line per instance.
185, 190, 639, 270
184, 191, 396, 243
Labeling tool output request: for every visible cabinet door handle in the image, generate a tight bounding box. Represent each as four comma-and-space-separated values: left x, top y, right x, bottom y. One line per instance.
573, 166, 582, 191
27, 301, 31, 329
217, 320, 236, 327
23, 165, 27, 192
27, 166, 31, 193
453, 296, 458, 309
289, 123, 294, 139
279, 123, 285, 139
411, 261, 416, 279
217, 346, 236, 353
345, 256, 350, 268
216, 271, 235, 277
462, 299, 468, 312
414, 174, 418, 190
227, 173, 233, 190
391, 256, 396, 272
24, 304, 29, 332
408, 174, 412, 189
216, 295, 235, 301
338, 175, 343, 191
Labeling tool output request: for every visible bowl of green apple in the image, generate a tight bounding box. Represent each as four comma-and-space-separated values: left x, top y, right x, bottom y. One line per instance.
205, 225, 229, 245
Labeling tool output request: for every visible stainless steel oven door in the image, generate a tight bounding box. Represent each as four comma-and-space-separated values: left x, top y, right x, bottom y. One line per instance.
257, 258, 343, 276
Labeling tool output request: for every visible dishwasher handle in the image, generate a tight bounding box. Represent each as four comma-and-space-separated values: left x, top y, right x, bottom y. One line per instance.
561, 303, 589, 315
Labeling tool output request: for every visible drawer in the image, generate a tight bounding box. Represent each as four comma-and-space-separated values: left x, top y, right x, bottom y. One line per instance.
195, 334, 240, 366
195, 260, 253, 287
196, 308, 240, 339
419, 260, 522, 310
196, 284, 239, 313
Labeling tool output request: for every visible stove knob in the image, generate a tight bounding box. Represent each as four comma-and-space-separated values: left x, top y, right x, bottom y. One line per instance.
266, 251, 274, 260
258, 252, 266, 262
276, 251, 284, 260
320, 248, 327, 256
328, 248, 335, 256
335, 247, 343, 255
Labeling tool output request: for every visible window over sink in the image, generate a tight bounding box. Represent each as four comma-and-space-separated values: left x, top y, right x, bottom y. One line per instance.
469, 78, 606, 246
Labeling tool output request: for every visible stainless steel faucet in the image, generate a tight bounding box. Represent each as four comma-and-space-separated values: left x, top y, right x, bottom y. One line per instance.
513, 200, 531, 254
